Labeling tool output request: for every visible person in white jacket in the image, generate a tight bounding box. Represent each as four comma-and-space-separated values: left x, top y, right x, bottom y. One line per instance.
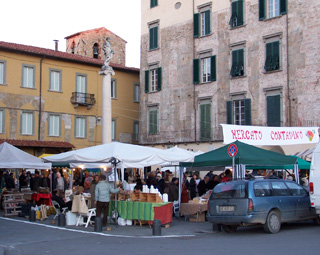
95, 175, 119, 229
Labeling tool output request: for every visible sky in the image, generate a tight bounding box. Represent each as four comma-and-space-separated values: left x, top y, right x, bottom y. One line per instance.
0, 0, 141, 68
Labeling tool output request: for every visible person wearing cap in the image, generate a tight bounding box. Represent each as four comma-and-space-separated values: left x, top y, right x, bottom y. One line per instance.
156, 173, 165, 194
84, 172, 94, 193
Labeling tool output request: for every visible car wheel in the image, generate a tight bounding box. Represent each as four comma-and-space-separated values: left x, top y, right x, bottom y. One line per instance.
221, 224, 238, 233
313, 216, 320, 225
263, 210, 281, 234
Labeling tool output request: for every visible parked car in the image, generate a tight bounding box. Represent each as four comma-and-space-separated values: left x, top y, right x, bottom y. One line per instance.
207, 179, 320, 233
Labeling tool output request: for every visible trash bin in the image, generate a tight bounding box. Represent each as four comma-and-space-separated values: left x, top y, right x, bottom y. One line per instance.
57, 213, 66, 227
29, 210, 36, 222
152, 219, 161, 236
94, 217, 102, 232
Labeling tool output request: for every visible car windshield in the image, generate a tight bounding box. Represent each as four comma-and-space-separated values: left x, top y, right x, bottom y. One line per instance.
212, 182, 247, 199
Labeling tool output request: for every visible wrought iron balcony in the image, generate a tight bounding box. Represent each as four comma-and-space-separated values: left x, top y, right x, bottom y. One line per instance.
70, 92, 96, 109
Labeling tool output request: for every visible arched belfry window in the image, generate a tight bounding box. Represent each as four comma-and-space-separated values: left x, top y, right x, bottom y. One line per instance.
93, 43, 99, 59
71, 41, 75, 54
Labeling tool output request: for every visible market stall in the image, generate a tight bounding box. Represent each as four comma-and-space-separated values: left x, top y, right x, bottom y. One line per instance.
43, 141, 198, 226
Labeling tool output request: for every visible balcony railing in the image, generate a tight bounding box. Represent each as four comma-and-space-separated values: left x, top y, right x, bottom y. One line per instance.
70, 92, 96, 109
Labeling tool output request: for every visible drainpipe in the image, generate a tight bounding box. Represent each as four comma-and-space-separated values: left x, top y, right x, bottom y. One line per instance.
192, 0, 197, 142
38, 56, 45, 141
286, 1, 291, 126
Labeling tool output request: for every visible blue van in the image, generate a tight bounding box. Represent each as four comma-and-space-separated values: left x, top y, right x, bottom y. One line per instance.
207, 179, 319, 233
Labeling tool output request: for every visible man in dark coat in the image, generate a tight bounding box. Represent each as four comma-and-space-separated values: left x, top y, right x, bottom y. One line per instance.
168, 178, 179, 202
156, 173, 165, 194
198, 176, 210, 197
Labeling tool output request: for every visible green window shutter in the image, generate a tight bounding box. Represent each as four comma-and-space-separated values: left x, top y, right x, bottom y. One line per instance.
238, 49, 244, 76
210, 55, 216, 82
267, 95, 281, 126
154, 26, 158, 49
193, 59, 200, 84
149, 27, 158, 50
264, 42, 272, 71
157, 67, 162, 91
244, 98, 251, 125
149, 111, 153, 134
200, 104, 211, 140
149, 27, 154, 50
259, 0, 265, 21
238, 0, 244, 26
149, 110, 158, 134
193, 13, 200, 38
204, 10, 211, 35
230, 50, 238, 76
280, 0, 287, 15
229, 1, 237, 27
145, 70, 149, 93
272, 41, 280, 70
227, 101, 233, 124
150, 0, 157, 8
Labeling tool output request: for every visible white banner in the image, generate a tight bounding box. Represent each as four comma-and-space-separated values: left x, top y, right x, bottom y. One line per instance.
221, 124, 319, 146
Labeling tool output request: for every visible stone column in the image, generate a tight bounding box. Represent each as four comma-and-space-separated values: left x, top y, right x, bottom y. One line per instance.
99, 67, 115, 144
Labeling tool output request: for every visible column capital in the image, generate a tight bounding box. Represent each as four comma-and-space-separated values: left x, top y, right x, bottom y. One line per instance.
99, 66, 115, 76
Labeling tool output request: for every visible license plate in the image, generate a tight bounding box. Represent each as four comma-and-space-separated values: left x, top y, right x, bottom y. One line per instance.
219, 206, 234, 212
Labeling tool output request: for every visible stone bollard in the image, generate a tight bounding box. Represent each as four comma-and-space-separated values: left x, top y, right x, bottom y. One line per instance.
94, 217, 102, 232
152, 219, 161, 236
57, 213, 66, 227
29, 210, 36, 222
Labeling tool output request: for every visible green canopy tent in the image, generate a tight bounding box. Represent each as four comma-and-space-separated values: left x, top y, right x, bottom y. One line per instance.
180, 140, 299, 181
248, 155, 310, 170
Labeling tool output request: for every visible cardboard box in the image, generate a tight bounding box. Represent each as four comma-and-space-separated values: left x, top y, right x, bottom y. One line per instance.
189, 212, 206, 222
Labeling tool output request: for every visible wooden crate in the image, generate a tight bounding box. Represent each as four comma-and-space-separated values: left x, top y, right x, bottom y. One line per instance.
147, 193, 163, 203
131, 192, 140, 201
139, 193, 148, 202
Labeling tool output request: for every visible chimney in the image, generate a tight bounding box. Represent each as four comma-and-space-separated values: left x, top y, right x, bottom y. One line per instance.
53, 40, 59, 51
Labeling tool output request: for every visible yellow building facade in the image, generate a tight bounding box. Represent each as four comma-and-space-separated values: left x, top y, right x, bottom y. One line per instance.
0, 41, 140, 155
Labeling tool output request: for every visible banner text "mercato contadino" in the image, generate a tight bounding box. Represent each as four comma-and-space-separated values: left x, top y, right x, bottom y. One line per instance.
231, 129, 304, 141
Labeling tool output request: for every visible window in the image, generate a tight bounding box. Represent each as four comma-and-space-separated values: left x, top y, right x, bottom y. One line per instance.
150, 0, 158, 8
229, 0, 244, 28
75, 73, 87, 103
145, 67, 162, 93
230, 48, 245, 77
148, 108, 158, 135
267, 94, 281, 126
254, 182, 272, 197
271, 181, 290, 196
134, 83, 140, 102
93, 43, 99, 59
149, 23, 159, 50
0, 60, 6, 85
194, 7, 211, 37
226, 98, 251, 125
259, 0, 287, 20
111, 79, 117, 99
200, 102, 211, 141
49, 69, 62, 92
193, 55, 216, 84
21, 64, 35, 88
75, 116, 86, 138
48, 114, 61, 137
133, 121, 139, 141
286, 182, 308, 196
0, 109, 4, 134
264, 41, 280, 71
21, 111, 34, 135
112, 119, 116, 140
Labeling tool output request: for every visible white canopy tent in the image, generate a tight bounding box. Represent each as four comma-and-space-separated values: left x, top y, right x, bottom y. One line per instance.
0, 142, 52, 169
43, 142, 197, 168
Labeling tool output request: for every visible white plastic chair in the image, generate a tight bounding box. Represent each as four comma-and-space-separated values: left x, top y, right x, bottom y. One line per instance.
52, 200, 68, 219
76, 208, 96, 228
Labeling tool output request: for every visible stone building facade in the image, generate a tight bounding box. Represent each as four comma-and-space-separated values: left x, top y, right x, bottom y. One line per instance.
65, 27, 127, 66
140, 0, 320, 153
